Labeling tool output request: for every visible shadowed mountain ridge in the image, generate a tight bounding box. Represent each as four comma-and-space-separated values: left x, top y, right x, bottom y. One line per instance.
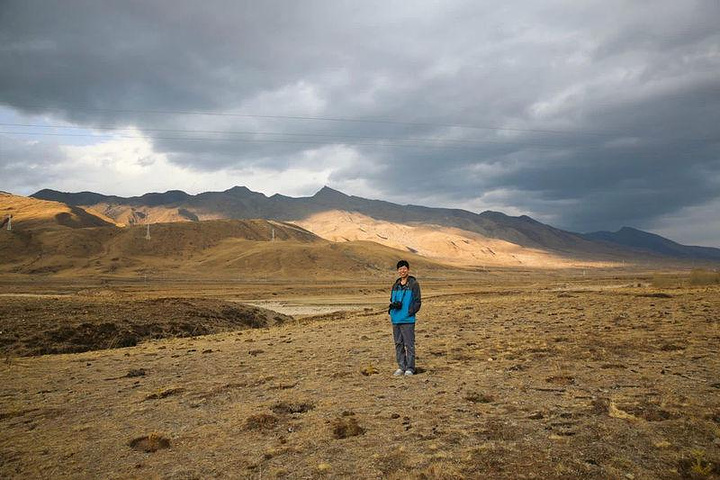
583, 227, 720, 261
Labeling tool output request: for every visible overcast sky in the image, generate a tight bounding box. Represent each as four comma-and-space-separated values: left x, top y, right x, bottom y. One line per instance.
1, 1, 719, 246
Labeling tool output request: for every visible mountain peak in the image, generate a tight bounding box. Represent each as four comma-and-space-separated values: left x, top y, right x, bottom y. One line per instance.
225, 185, 251, 194
223, 186, 267, 198
32, 188, 61, 196
613, 227, 668, 241
313, 186, 348, 199
139, 190, 191, 206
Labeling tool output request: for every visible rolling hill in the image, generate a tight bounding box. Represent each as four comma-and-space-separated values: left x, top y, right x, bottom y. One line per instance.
1, 192, 116, 230
0, 194, 451, 278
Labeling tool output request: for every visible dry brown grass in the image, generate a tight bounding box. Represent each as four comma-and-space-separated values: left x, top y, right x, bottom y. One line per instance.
1, 273, 719, 478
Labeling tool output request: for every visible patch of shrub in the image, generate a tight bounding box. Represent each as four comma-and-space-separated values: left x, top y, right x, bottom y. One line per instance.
690, 269, 720, 286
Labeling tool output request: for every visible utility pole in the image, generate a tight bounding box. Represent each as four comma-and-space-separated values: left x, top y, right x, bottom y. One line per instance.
271, 227, 275, 242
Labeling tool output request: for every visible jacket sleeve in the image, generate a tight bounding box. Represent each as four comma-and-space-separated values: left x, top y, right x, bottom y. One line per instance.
407, 281, 422, 316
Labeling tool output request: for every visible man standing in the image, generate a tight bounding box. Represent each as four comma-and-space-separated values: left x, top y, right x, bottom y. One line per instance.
389, 260, 421, 376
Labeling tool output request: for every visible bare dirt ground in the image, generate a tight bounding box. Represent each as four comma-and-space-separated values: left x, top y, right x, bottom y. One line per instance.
1, 273, 719, 479
0, 296, 293, 356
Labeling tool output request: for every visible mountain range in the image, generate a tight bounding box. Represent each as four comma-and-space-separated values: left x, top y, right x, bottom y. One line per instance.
28, 186, 720, 265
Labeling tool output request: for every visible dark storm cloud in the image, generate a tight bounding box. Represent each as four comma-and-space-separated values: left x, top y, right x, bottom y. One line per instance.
1, 0, 719, 242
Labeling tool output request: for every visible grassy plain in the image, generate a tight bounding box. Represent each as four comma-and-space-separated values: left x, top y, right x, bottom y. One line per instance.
1, 270, 719, 479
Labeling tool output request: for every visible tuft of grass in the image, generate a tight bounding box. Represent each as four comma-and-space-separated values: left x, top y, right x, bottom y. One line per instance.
417, 461, 466, 480
545, 375, 575, 386
678, 449, 716, 478
144, 387, 184, 400
271, 401, 314, 415
245, 413, 279, 431
128, 432, 171, 452
464, 392, 494, 404
360, 365, 379, 376
332, 416, 365, 439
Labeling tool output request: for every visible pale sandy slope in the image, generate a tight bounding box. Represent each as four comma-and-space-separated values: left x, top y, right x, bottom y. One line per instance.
294, 210, 617, 268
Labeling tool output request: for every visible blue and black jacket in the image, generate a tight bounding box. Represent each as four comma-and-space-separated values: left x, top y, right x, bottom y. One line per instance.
389, 276, 421, 324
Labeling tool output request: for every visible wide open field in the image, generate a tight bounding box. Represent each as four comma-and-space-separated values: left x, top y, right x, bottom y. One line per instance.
1, 272, 719, 479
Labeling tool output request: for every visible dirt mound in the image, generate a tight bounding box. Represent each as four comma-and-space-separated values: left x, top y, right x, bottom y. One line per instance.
0, 296, 293, 356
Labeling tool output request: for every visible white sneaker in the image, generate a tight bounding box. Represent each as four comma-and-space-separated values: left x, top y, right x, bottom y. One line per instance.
393, 369, 404, 376
404, 370, 414, 376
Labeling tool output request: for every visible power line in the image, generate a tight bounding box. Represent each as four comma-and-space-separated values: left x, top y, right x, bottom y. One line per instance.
8, 103, 717, 142
0, 122, 615, 149
0, 130, 518, 151
2, 130, 713, 158
2, 123, 716, 153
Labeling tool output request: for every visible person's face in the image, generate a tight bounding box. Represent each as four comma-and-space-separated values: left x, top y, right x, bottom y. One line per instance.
397, 265, 409, 279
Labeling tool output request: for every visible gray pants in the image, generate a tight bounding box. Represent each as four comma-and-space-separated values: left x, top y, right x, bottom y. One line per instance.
393, 323, 415, 372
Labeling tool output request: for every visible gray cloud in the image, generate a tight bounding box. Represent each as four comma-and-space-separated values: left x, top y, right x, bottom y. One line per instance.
1, 0, 719, 245
0, 135, 67, 189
